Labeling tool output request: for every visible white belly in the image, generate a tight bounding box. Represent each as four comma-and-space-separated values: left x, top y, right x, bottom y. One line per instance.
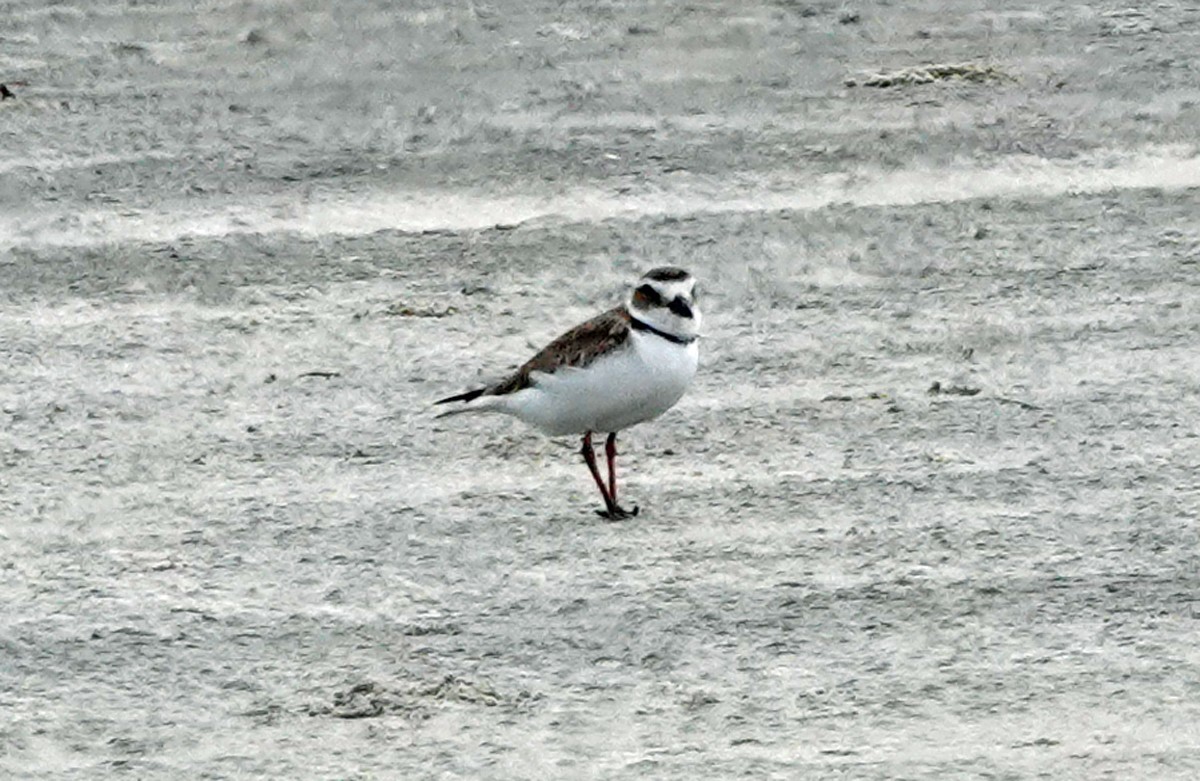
505, 331, 698, 436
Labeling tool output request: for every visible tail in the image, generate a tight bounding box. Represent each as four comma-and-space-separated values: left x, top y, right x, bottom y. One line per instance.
435, 388, 486, 406
433, 388, 500, 419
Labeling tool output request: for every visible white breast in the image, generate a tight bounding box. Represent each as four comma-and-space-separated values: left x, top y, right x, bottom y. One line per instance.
504, 331, 698, 436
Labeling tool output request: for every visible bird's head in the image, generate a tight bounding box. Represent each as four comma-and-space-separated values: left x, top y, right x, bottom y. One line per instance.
627, 266, 701, 342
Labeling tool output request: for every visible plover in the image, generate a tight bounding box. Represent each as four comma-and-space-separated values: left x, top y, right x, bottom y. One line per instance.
435, 267, 701, 518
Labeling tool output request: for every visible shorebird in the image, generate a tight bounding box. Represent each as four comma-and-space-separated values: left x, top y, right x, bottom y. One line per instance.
435, 267, 700, 518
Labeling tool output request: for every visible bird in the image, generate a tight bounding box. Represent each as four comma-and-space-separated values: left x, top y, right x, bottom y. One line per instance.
434, 266, 701, 519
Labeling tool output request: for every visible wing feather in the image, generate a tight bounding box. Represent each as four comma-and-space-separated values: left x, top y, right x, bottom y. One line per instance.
488, 307, 631, 396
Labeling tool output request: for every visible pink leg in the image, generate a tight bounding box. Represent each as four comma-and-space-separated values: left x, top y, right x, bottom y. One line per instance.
605, 432, 619, 504
590, 434, 638, 518
580, 432, 638, 520
581, 432, 617, 513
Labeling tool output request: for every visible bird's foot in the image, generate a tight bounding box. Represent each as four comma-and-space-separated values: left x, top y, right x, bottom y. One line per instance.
596, 504, 639, 521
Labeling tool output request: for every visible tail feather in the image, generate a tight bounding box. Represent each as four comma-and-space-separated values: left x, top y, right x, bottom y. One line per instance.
434, 387, 501, 420
435, 388, 486, 406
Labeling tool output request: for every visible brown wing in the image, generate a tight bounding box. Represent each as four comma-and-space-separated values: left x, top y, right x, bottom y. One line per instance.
487, 306, 631, 396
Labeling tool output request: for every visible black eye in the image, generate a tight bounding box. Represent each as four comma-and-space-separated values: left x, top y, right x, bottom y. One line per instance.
635, 284, 663, 305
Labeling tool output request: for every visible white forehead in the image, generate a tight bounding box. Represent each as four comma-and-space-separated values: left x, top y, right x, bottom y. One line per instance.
640, 277, 695, 299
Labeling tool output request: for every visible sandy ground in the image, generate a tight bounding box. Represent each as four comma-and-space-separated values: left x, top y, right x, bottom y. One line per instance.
3, 1, 1200, 778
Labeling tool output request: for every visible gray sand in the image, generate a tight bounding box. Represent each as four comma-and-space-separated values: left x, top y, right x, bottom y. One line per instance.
2, 2, 1199, 778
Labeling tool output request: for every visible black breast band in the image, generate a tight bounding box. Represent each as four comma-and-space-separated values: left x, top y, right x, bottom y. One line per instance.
629, 316, 697, 345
